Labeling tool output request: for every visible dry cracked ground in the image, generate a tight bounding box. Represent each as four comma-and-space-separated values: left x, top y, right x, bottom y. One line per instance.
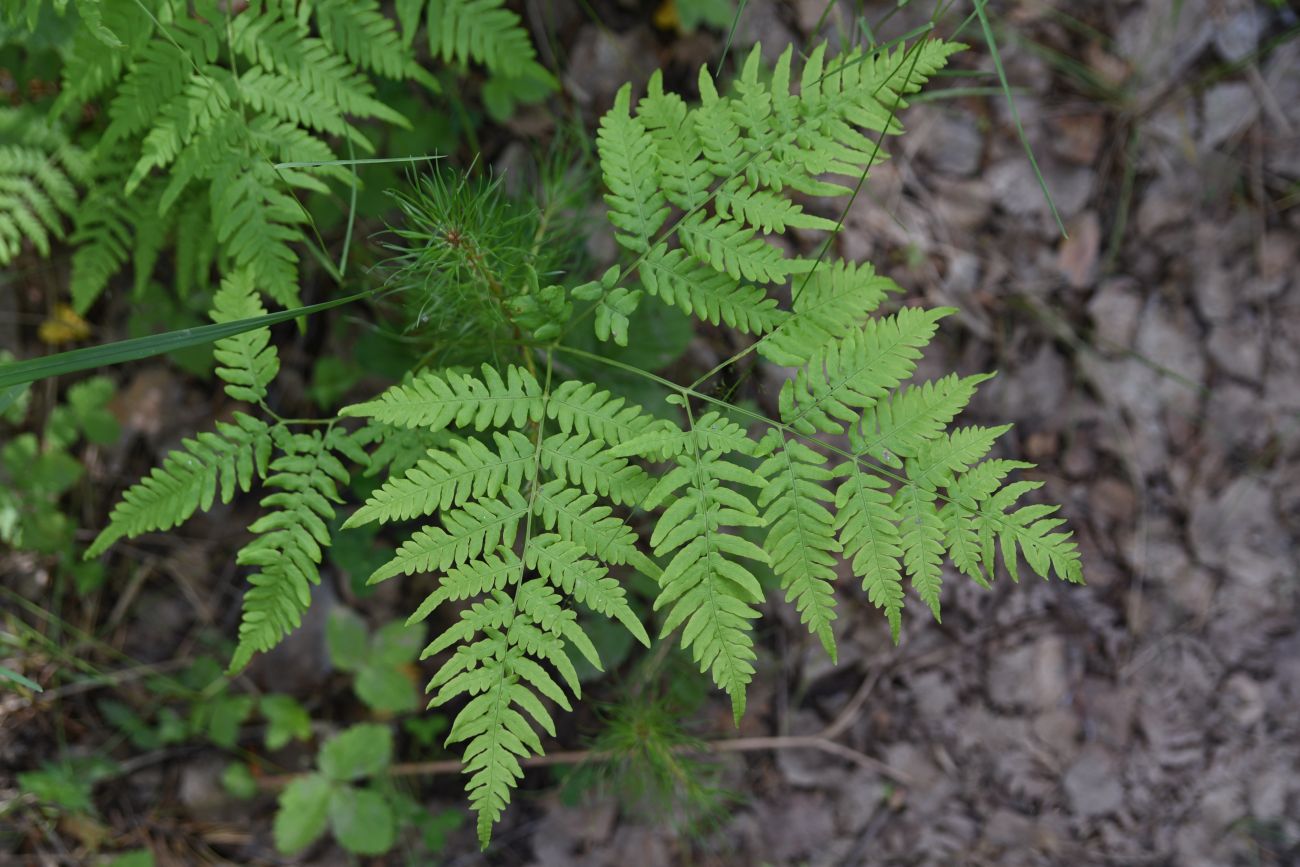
3, 1, 1298, 865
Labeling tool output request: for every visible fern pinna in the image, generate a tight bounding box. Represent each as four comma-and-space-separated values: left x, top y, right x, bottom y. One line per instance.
89, 37, 1083, 846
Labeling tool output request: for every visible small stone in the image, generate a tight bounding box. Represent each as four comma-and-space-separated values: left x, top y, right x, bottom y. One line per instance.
834, 771, 885, 834
1207, 318, 1266, 382
1087, 278, 1143, 349
1192, 264, 1237, 322
1212, 1, 1263, 63
1062, 746, 1124, 818
1087, 477, 1136, 532
1190, 477, 1291, 588
918, 110, 984, 176
1033, 708, 1081, 763
1136, 177, 1192, 234
1078, 680, 1137, 749
983, 808, 1035, 848
1220, 672, 1266, 728
1200, 83, 1259, 152
759, 793, 835, 862
605, 826, 671, 867
1197, 781, 1246, 834
1136, 297, 1206, 411
1205, 383, 1272, 454
988, 637, 1067, 711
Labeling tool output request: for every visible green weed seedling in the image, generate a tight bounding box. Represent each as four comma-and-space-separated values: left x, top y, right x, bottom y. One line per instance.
326, 607, 426, 714
273, 723, 395, 855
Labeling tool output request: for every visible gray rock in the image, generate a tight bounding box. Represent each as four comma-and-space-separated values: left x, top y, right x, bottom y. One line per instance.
834, 771, 886, 834
1212, 0, 1263, 62
918, 110, 984, 177
1087, 277, 1144, 349
1062, 745, 1124, 818
1200, 82, 1259, 152
988, 637, 1068, 711
1192, 263, 1237, 323
1190, 477, 1292, 589
759, 793, 836, 862
563, 27, 658, 109
1207, 317, 1266, 382
1135, 296, 1206, 413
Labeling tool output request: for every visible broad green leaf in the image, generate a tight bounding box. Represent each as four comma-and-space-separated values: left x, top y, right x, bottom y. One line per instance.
326, 607, 369, 672
369, 620, 424, 666
355, 664, 418, 714
273, 774, 333, 855
318, 724, 392, 782
261, 695, 312, 750
328, 786, 396, 855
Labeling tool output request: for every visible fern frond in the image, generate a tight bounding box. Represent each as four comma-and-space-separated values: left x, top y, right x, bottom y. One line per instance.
345, 431, 534, 527
313, 0, 429, 84
637, 72, 711, 212
87, 413, 272, 558
211, 269, 281, 404
894, 483, 945, 619
849, 373, 992, 465
68, 183, 133, 311
678, 211, 801, 284
971, 480, 1083, 585
617, 412, 767, 721
369, 489, 529, 583
0, 110, 86, 267
231, 428, 352, 671
211, 159, 305, 308
350, 368, 664, 845
230, 12, 408, 129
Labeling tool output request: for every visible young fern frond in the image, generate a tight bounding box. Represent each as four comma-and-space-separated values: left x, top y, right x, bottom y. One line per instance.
757, 431, 842, 660
423, 0, 551, 84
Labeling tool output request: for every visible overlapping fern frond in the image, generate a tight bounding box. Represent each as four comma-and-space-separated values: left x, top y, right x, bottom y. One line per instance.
27, 0, 427, 311
0, 108, 88, 266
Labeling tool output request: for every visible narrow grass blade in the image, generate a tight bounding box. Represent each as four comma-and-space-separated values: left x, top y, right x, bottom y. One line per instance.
972, 0, 1067, 237
0, 291, 370, 390
0, 665, 42, 692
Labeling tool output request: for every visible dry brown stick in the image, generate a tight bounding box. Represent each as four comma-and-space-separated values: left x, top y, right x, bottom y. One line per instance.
259, 734, 910, 790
